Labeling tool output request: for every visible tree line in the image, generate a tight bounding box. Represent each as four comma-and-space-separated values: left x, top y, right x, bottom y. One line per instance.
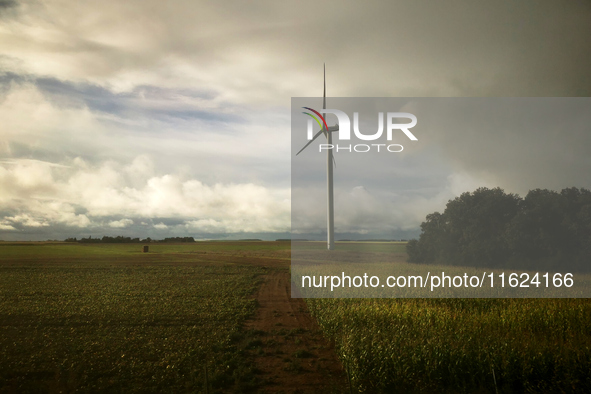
65, 236, 196, 243
407, 187, 591, 272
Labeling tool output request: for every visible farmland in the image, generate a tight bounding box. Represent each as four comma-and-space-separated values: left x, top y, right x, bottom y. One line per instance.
307, 297, 591, 392
0, 242, 277, 393
1, 241, 591, 393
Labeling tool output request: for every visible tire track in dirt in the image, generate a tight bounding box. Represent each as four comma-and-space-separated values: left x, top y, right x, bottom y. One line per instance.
245, 271, 348, 393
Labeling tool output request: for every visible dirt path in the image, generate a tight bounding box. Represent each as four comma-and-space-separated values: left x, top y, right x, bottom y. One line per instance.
245, 271, 348, 393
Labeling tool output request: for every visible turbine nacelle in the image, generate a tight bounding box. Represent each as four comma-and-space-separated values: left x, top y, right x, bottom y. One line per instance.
296, 122, 339, 157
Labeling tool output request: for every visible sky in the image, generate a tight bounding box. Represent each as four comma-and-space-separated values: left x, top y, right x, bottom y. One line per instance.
291, 97, 591, 240
0, 0, 590, 241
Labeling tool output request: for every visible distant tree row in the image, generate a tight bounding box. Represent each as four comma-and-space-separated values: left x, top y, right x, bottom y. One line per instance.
337, 239, 408, 242
407, 187, 591, 272
65, 236, 195, 243
162, 237, 195, 243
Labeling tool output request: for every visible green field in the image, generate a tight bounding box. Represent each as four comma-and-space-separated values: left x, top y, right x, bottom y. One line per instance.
0, 242, 281, 393
1, 242, 591, 393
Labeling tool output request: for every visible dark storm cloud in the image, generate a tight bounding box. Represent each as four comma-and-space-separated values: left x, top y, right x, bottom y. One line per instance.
5, 0, 590, 100
420, 98, 591, 194
194, 0, 590, 99
291, 97, 591, 237
0, 0, 18, 22
0, 0, 17, 10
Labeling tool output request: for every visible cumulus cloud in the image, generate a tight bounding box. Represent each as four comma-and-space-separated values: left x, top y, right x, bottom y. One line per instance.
3, 213, 48, 228
0, 75, 290, 239
109, 219, 133, 228
0, 156, 290, 238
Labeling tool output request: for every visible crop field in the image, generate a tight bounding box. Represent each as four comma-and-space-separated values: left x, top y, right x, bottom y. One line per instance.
306, 297, 591, 392
292, 242, 591, 392
0, 242, 281, 393
1, 241, 591, 393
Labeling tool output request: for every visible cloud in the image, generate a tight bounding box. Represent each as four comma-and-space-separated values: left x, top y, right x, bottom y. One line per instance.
0, 76, 290, 182
0, 223, 16, 230
33, 76, 240, 123
0, 0, 17, 16
109, 218, 133, 228
0, 157, 290, 237
413, 98, 591, 195
291, 96, 591, 238
1, 1, 589, 103
292, 172, 489, 236
2, 213, 48, 228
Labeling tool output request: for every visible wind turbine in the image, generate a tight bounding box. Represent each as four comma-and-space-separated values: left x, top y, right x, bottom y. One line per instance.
296, 64, 339, 250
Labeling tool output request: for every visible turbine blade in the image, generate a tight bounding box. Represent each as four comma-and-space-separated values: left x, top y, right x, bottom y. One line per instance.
296, 128, 325, 156
332, 153, 336, 168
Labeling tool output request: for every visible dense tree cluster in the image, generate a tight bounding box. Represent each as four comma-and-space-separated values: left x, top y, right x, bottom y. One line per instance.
407, 187, 591, 272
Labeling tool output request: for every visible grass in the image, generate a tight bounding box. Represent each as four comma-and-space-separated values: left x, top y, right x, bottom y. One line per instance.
0, 242, 272, 393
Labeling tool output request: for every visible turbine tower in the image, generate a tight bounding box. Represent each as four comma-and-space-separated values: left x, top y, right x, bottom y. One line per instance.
296, 64, 339, 250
